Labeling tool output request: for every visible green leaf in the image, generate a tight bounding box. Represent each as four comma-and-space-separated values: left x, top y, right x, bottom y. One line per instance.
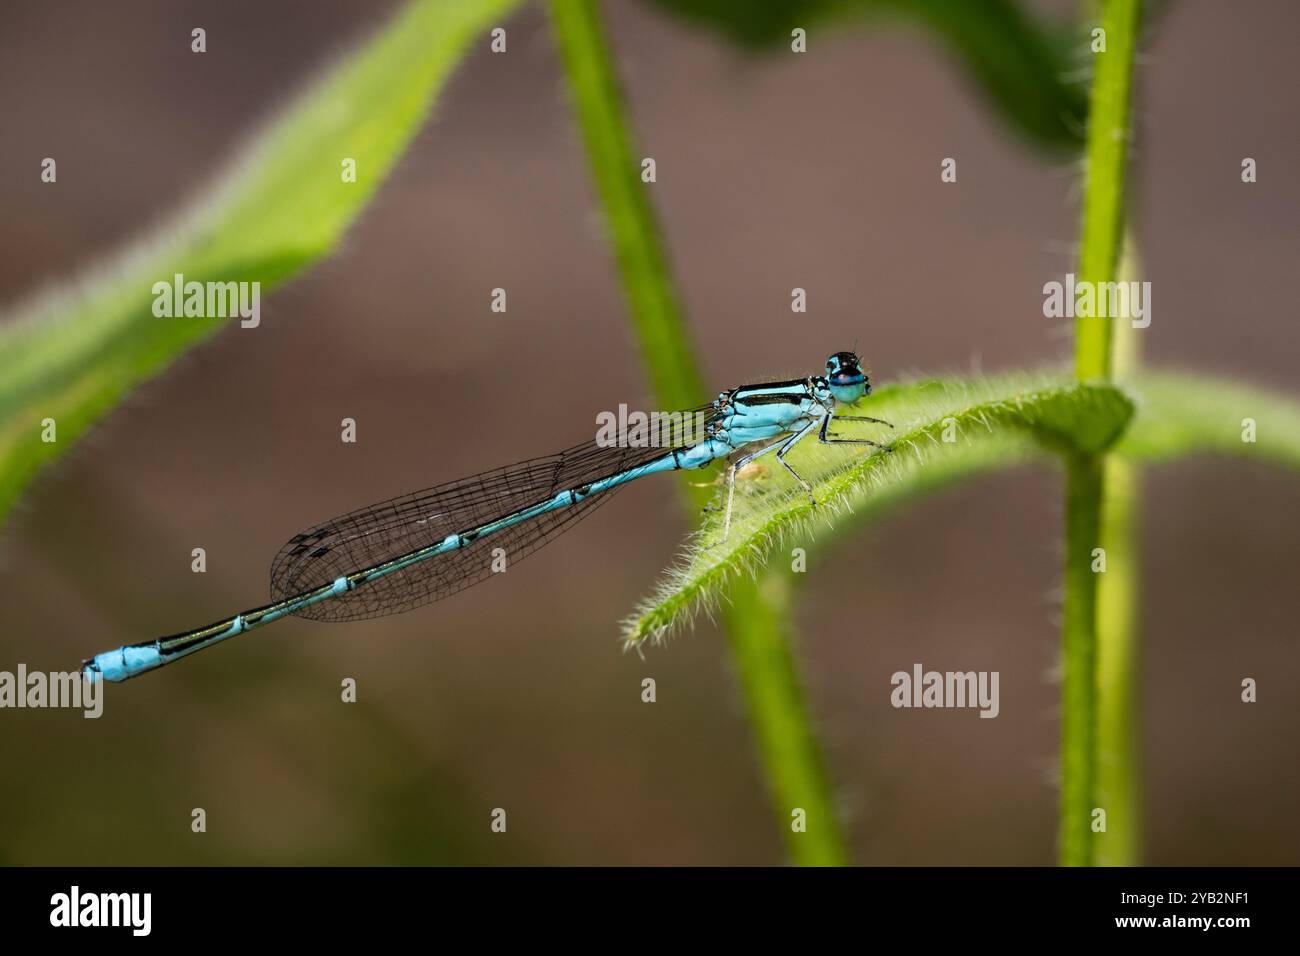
624, 368, 1300, 647
623, 372, 1135, 644
0, 0, 520, 524
638, 0, 1088, 148
1121, 370, 1300, 469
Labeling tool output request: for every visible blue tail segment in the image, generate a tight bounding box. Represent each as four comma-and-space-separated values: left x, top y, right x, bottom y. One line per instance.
83, 643, 163, 683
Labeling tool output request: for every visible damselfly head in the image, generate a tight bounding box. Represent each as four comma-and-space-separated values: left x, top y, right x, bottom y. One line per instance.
825, 351, 870, 403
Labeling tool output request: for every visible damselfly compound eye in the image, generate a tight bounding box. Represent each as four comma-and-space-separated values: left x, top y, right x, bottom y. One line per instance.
826, 351, 868, 403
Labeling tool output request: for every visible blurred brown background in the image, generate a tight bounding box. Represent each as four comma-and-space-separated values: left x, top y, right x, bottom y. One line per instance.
0, 0, 1296, 865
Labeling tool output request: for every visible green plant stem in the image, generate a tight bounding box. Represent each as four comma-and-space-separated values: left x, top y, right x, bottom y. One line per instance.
1095, 242, 1142, 865
547, 0, 846, 865
1096, 450, 1140, 864
1060, 453, 1103, 866
1061, 0, 1141, 866
1074, 0, 1141, 381
546, 0, 700, 412
724, 571, 848, 865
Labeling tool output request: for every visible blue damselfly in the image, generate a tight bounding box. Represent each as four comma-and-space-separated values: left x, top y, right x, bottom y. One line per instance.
82, 352, 890, 682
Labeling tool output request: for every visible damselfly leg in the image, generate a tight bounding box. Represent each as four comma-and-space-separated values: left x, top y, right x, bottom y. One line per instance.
775, 418, 820, 500
722, 437, 788, 542
718, 410, 893, 544
818, 409, 894, 445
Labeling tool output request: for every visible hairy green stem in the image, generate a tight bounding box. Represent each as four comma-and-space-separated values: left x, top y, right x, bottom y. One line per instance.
1095, 451, 1140, 864
1074, 0, 1141, 381
546, 0, 701, 412
1060, 453, 1104, 865
723, 572, 848, 865
1061, 0, 1141, 866
1095, 241, 1143, 865
547, 0, 846, 865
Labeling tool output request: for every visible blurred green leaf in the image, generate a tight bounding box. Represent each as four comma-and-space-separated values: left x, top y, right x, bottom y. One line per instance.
1121, 370, 1300, 469
0, 0, 520, 524
639, 0, 1087, 148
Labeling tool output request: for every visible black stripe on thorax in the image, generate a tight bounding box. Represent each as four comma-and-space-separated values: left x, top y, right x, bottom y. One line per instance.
730, 378, 813, 405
